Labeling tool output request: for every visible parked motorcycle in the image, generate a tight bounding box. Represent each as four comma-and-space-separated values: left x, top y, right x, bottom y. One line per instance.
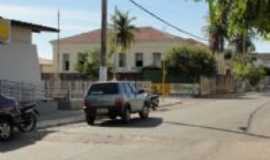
149, 94, 159, 110
141, 91, 160, 111
0, 94, 39, 141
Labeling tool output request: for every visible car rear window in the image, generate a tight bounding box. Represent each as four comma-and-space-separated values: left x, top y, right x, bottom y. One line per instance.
88, 83, 119, 95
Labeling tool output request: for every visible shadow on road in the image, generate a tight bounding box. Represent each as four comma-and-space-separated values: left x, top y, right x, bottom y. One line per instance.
165, 121, 270, 140
198, 94, 256, 100
259, 92, 270, 97
98, 117, 163, 128
0, 130, 56, 153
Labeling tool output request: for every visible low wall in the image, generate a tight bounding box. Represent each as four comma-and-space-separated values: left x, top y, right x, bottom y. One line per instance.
200, 75, 235, 96
0, 80, 44, 102
43, 80, 200, 100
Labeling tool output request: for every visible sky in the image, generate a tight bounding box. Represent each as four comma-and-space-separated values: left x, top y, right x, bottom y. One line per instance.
0, 0, 269, 59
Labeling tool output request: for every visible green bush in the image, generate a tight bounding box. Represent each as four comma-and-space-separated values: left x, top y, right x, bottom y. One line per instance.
165, 46, 216, 82
75, 49, 103, 80
233, 55, 267, 87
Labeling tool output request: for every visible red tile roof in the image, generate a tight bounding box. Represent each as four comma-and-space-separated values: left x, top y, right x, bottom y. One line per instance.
52, 26, 206, 46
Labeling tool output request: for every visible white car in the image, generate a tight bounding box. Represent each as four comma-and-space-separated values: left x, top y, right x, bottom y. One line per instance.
83, 81, 151, 125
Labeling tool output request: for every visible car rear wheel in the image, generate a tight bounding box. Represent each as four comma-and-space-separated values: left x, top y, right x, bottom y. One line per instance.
109, 114, 117, 120
139, 104, 150, 119
122, 107, 131, 123
86, 115, 95, 126
0, 119, 13, 141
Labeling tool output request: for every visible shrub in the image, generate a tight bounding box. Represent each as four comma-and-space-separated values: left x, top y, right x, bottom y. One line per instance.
75, 49, 101, 80
232, 55, 267, 87
165, 46, 216, 82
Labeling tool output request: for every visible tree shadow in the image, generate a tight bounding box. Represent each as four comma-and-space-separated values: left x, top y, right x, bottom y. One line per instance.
165, 121, 270, 140
97, 117, 163, 128
0, 130, 56, 153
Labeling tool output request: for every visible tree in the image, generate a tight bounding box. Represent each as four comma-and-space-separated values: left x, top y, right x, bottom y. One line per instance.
165, 46, 216, 82
75, 49, 101, 80
228, 0, 270, 39
110, 8, 136, 52
226, 0, 270, 54
194, 0, 270, 54
195, 0, 232, 53
230, 33, 256, 54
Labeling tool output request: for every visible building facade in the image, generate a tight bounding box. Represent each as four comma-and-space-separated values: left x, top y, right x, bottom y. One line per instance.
254, 53, 270, 68
0, 18, 58, 84
51, 27, 206, 80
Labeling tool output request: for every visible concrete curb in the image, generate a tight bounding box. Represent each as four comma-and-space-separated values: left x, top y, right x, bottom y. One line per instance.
159, 101, 182, 108
37, 117, 85, 130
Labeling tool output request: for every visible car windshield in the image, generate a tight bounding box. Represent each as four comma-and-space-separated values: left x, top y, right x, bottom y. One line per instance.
88, 83, 119, 95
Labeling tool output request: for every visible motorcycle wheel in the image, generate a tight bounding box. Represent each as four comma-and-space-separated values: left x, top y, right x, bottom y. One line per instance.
0, 119, 13, 141
18, 112, 37, 133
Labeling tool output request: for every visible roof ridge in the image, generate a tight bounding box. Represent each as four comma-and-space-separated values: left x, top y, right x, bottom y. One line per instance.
51, 26, 205, 46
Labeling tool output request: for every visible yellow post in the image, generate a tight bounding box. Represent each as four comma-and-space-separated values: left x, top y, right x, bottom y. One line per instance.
162, 60, 167, 97
0, 18, 11, 43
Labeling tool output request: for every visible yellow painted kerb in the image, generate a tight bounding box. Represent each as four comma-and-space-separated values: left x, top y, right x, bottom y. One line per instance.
0, 18, 11, 43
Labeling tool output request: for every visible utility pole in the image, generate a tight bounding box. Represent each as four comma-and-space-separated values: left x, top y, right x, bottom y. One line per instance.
55, 10, 61, 80
99, 0, 108, 81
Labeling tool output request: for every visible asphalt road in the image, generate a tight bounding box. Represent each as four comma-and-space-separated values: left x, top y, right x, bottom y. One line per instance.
2, 93, 270, 160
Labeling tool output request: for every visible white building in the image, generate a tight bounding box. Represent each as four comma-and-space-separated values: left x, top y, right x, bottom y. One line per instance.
0, 18, 58, 84
51, 26, 206, 80
254, 53, 270, 68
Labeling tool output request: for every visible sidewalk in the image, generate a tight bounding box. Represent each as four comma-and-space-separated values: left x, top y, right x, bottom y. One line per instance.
37, 97, 182, 129
159, 96, 182, 107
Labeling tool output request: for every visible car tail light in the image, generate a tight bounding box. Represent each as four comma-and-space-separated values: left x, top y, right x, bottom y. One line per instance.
82, 99, 91, 108
115, 97, 124, 108
81, 100, 86, 109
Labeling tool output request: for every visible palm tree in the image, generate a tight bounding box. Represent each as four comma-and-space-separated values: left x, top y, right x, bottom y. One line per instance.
207, 0, 232, 54
110, 8, 136, 52
109, 8, 136, 79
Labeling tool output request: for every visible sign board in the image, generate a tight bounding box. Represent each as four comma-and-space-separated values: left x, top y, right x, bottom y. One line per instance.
0, 18, 11, 43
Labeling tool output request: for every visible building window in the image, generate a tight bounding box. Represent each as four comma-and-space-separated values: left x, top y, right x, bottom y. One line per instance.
62, 53, 70, 71
153, 52, 162, 67
118, 53, 126, 67
135, 53, 143, 67
77, 52, 86, 65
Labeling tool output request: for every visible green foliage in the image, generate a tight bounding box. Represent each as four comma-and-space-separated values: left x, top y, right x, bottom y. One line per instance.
194, 0, 232, 53
110, 8, 136, 53
75, 49, 101, 80
194, 0, 270, 54
233, 55, 267, 86
165, 46, 216, 82
142, 67, 196, 83
228, 0, 270, 39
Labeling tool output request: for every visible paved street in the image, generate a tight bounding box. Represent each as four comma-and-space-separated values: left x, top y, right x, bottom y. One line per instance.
2, 93, 270, 160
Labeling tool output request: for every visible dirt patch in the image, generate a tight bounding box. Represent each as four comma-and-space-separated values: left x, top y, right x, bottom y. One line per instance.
42, 131, 174, 145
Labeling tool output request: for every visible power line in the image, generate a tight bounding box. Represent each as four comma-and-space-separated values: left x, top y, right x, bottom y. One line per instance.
128, 0, 208, 41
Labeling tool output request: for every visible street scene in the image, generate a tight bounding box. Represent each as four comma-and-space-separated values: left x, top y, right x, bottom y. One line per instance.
2, 93, 270, 160
1, 0, 270, 160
